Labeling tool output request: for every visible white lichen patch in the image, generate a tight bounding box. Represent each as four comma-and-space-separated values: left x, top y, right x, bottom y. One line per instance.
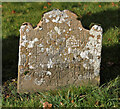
39, 63, 44, 68
29, 65, 34, 69
63, 30, 66, 32
52, 16, 60, 23
54, 26, 61, 35
22, 35, 26, 40
37, 43, 43, 47
66, 36, 80, 47
46, 48, 49, 53
39, 27, 43, 30
62, 11, 69, 18
47, 58, 53, 68
79, 27, 82, 31
27, 38, 39, 48
69, 28, 72, 31
45, 18, 49, 23
48, 9, 68, 24
40, 48, 44, 52
68, 47, 72, 54
89, 25, 103, 36
58, 16, 66, 23
80, 25, 102, 76
46, 71, 52, 76
80, 51, 89, 59
28, 53, 31, 56
21, 35, 28, 47
24, 75, 31, 80
20, 25, 26, 31
21, 40, 28, 47
49, 14, 52, 18
34, 78, 45, 86
26, 28, 29, 32
41, 64, 44, 68
67, 21, 70, 27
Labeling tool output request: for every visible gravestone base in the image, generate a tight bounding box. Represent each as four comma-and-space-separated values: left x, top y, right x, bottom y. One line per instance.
18, 75, 100, 93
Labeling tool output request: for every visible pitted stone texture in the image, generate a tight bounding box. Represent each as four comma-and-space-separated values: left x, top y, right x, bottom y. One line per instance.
18, 9, 103, 93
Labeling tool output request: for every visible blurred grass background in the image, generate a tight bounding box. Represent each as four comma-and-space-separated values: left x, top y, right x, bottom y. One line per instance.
2, 2, 120, 84
2, 2, 120, 107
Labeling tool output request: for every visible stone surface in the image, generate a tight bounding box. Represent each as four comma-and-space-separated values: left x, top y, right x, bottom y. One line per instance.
18, 9, 103, 93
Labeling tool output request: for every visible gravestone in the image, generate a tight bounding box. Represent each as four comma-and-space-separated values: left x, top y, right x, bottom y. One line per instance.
18, 9, 103, 93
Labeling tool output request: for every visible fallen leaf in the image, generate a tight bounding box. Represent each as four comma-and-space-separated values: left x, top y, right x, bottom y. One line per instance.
6, 94, 10, 99
47, 2, 51, 6
99, 5, 101, 8
12, 10, 16, 14
44, 6, 47, 9
0, 5, 2, 8
71, 99, 74, 103
43, 102, 52, 109
112, 2, 115, 7
84, 8, 86, 10
108, 38, 112, 41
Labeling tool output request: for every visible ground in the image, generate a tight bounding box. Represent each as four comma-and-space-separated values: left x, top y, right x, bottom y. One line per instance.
1, 2, 120, 108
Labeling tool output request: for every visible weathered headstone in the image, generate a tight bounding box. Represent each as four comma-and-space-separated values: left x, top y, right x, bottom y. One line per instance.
18, 9, 103, 93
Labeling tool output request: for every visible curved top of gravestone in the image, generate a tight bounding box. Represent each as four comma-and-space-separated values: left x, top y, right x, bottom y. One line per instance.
22, 9, 84, 30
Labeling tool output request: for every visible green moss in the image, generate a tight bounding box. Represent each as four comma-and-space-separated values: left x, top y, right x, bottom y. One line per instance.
24, 71, 29, 75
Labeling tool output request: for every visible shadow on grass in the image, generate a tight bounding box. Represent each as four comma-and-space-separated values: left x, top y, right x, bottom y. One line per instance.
2, 37, 19, 83
80, 9, 119, 33
2, 9, 120, 85
100, 44, 120, 85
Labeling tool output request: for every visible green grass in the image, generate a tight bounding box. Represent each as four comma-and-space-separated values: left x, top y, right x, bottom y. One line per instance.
2, 76, 120, 107
2, 2, 120, 107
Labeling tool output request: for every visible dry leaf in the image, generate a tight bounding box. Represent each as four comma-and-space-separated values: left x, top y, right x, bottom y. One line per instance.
12, 10, 16, 14
108, 38, 112, 41
6, 94, 10, 99
71, 99, 74, 103
44, 6, 47, 9
112, 2, 115, 7
99, 5, 101, 8
43, 102, 52, 109
47, 2, 51, 6
0, 5, 2, 8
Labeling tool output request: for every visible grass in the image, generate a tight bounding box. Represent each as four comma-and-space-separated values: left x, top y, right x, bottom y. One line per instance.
2, 77, 120, 107
2, 2, 120, 107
